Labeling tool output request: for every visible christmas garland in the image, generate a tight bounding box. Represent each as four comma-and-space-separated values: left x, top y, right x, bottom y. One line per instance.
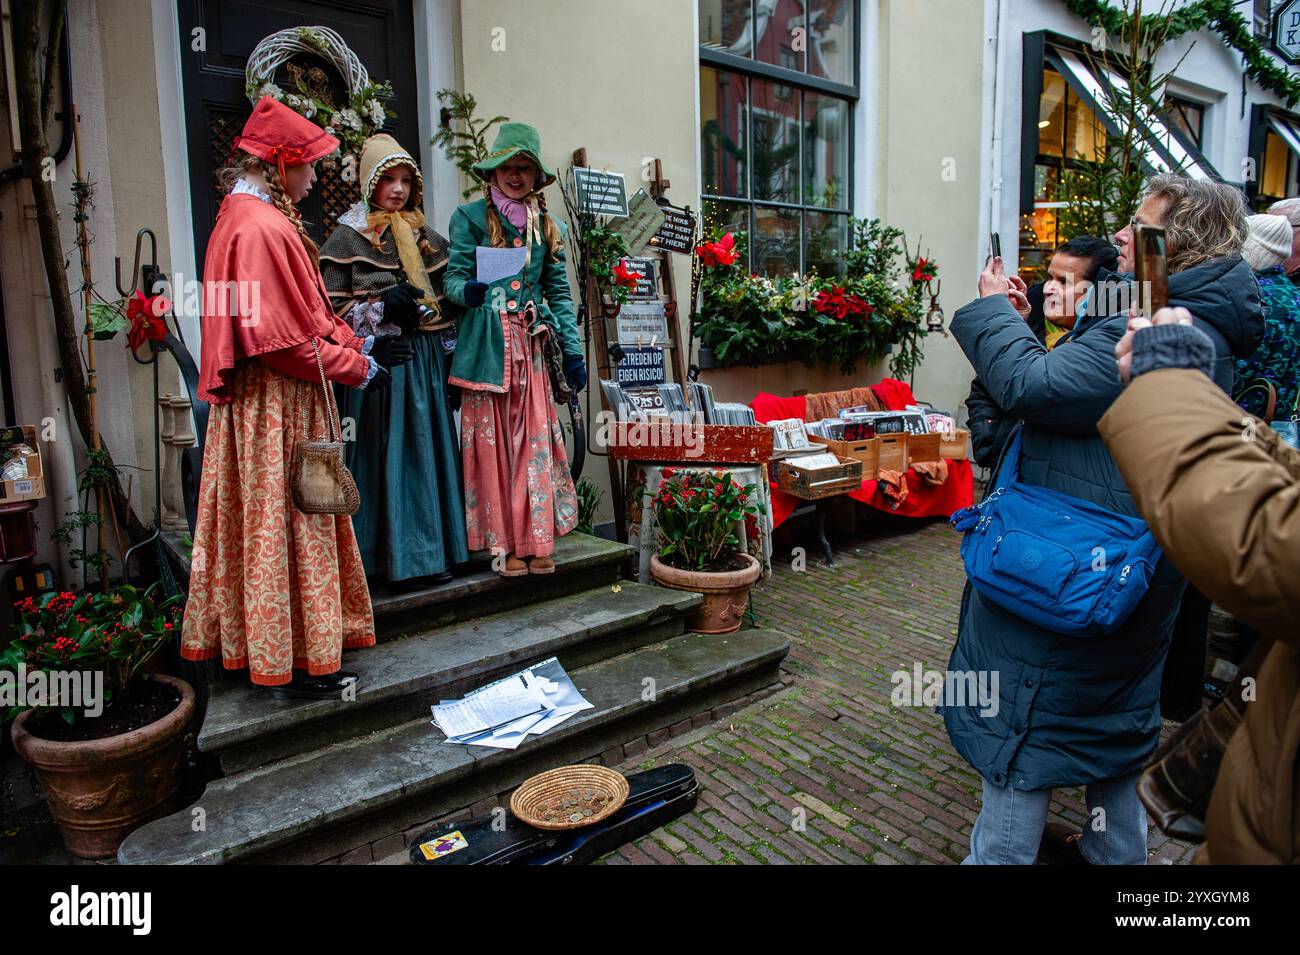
1061, 0, 1299, 107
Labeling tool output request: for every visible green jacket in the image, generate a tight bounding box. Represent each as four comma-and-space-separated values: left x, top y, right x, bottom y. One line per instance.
443, 197, 581, 392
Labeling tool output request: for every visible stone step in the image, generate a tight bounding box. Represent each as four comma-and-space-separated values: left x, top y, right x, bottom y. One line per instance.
369, 533, 632, 640
118, 628, 790, 865
201, 581, 702, 774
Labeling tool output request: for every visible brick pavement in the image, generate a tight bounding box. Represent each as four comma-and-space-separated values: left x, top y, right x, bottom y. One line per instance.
598, 512, 1196, 866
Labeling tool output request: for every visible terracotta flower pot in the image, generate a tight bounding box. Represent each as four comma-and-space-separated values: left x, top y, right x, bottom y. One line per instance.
10, 673, 194, 860
650, 552, 761, 634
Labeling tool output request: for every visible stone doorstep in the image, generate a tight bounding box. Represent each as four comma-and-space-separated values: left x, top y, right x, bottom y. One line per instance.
200, 582, 702, 773
116, 628, 791, 865
370, 533, 633, 639
364, 679, 790, 866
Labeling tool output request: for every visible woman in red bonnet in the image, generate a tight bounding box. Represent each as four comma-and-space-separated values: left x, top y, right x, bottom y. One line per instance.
181, 97, 411, 698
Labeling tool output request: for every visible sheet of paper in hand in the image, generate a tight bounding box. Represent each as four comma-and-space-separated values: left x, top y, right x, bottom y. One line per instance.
476, 245, 528, 284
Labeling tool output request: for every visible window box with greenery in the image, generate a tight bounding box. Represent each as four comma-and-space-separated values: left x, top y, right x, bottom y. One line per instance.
691, 219, 934, 381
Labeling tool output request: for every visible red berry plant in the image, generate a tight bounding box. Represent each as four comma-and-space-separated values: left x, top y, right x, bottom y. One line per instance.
1, 583, 183, 724
653, 468, 764, 572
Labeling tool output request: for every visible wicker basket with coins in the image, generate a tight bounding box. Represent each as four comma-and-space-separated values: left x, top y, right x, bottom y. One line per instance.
509, 764, 630, 831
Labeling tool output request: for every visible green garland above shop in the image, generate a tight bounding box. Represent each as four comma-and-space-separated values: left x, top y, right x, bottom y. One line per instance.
1061, 0, 1300, 107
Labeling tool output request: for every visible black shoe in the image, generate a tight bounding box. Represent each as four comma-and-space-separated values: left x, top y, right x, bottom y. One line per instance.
264, 670, 359, 700
1035, 823, 1092, 865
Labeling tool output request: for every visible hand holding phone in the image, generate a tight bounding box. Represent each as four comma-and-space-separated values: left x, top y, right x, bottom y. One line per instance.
1132, 225, 1168, 317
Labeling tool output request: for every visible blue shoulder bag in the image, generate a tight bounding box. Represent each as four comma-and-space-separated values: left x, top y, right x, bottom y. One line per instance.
949, 426, 1161, 636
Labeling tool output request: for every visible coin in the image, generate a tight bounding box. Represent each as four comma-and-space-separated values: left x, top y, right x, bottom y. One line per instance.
569, 812, 584, 822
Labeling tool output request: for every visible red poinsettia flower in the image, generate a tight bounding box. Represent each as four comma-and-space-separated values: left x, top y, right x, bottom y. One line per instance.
695, 232, 739, 268
814, 286, 849, 319
912, 257, 938, 283
125, 291, 169, 353
611, 258, 640, 290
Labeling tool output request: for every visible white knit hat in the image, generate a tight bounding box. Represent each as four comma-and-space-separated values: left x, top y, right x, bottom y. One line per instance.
1242, 213, 1292, 271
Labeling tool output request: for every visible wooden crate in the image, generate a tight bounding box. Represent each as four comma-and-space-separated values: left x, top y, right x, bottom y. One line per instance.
606, 422, 774, 464
776, 454, 863, 500
824, 436, 880, 477
908, 433, 942, 464
0, 425, 45, 503
939, 429, 970, 460
876, 433, 908, 473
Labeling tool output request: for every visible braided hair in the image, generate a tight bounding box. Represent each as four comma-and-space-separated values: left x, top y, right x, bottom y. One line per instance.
217, 152, 322, 273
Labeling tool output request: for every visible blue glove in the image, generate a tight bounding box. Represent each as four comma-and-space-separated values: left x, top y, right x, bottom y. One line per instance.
463, 281, 488, 308
563, 354, 586, 394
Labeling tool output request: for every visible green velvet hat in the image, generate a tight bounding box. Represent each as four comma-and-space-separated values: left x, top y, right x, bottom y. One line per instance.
471, 122, 556, 188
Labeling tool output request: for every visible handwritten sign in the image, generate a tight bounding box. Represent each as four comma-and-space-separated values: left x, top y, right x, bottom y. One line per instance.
622, 258, 658, 299
611, 189, 667, 254
648, 203, 696, 255
615, 301, 669, 346
573, 168, 629, 217
615, 345, 666, 386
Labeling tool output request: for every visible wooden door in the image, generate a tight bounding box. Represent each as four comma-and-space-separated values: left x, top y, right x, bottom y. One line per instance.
176, 0, 420, 269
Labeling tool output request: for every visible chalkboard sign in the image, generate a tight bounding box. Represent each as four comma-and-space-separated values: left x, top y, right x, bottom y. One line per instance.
623, 258, 658, 299
573, 168, 629, 217
615, 345, 666, 386
648, 203, 696, 255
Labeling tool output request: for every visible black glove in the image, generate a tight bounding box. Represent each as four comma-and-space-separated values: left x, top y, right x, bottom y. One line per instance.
371, 335, 414, 368
381, 282, 423, 334
367, 365, 392, 393
563, 354, 587, 394
463, 280, 489, 308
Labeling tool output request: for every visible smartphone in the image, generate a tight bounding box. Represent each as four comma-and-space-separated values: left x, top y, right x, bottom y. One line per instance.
989, 232, 1002, 260
1132, 224, 1168, 316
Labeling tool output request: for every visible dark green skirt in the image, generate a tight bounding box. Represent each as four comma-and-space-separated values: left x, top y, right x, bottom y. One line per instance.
338, 332, 469, 581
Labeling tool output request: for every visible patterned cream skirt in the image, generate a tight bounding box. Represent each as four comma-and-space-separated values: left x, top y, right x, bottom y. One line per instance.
180, 359, 375, 685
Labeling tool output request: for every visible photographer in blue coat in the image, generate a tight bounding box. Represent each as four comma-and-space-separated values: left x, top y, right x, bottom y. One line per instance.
943, 176, 1263, 864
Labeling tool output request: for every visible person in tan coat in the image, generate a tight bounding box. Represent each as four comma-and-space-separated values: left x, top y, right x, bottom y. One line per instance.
1102, 306, 1300, 864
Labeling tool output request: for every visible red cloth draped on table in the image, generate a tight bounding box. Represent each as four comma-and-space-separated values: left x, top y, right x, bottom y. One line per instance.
752, 379, 974, 527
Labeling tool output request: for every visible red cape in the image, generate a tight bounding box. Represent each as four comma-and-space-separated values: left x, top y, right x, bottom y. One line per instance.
198, 194, 342, 404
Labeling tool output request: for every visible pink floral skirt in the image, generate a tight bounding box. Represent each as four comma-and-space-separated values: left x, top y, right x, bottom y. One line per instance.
460, 312, 578, 558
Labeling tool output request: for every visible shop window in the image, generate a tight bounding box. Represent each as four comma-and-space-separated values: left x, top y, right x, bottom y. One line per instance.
1022, 66, 1108, 283
1261, 129, 1296, 206
699, 1, 857, 275
1165, 95, 1205, 150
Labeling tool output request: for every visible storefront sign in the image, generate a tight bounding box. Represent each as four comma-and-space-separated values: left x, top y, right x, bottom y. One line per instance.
1274, 0, 1300, 64
611, 189, 667, 254
614, 345, 666, 386
648, 203, 696, 255
615, 301, 670, 346
622, 257, 658, 299
573, 168, 629, 217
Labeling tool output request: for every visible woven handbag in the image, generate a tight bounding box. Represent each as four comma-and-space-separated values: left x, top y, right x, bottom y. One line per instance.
290, 338, 360, 515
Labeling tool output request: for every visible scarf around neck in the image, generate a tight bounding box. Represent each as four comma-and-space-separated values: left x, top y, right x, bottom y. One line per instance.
490, 185, 529, 231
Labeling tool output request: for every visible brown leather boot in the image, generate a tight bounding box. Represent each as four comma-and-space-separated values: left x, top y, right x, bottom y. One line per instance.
527, 555, 556, 575
497, 553, 528, 577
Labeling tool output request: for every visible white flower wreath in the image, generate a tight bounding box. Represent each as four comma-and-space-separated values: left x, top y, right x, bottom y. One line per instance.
244, 25, 395, 162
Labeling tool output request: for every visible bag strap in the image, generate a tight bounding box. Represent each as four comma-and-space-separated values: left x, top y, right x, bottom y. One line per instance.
300, 337, 339, 443
988, 420, 1024, 492
1233, 377, 1277, 423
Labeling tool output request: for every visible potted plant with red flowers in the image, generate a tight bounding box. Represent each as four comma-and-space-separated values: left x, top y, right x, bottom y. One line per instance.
3, 583, 192, 859
649, 468, 764, 634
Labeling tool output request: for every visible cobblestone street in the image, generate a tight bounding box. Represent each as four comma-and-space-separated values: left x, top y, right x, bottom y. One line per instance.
600, 512, 1197, 866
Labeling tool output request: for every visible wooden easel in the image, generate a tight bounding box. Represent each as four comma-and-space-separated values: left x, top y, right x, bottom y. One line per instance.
569, 149, 690, 544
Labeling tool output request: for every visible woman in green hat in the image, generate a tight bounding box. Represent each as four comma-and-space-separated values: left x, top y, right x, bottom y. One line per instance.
319, 133, 469, 585
443, 122, 584, 577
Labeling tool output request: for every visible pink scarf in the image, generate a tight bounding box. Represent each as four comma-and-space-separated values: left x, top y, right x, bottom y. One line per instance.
490, 185, 529, 232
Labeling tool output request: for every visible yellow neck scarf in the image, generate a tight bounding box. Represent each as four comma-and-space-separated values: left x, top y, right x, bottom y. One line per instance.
366, 208, 439, 317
